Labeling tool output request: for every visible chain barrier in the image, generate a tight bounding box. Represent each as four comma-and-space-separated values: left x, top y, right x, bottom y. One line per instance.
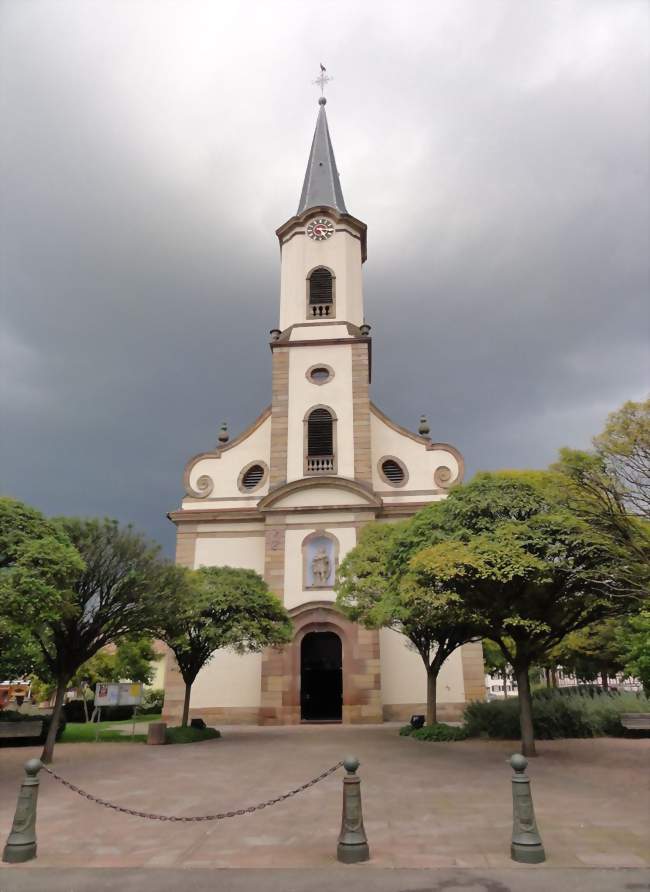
41, 761, 344, 823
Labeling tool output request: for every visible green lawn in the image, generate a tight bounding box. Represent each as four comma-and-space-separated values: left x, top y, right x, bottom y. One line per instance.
59, 716, 220, 745
60, 713, 161, 744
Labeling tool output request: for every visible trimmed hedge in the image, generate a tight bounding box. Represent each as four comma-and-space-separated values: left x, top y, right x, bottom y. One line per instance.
0, 710, 66, 745
399, 722, 468, 742
464, 689, 650, 740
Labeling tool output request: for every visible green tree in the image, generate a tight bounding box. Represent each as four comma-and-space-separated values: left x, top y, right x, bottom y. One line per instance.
10, 517, 165, 762
617, 610, 650, 696
555, 398, 650, 596
336, 521, 482, 724
155, 565, 293, 727
389, 472, 639, 756
0, 619, 44, 683
552, 619, 626, 689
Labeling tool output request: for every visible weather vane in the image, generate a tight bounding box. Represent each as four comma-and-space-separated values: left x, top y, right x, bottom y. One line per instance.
313, 63, 332, 96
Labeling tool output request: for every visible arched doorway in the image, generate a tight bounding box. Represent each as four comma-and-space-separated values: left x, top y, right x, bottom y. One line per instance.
300, 631, 342, 721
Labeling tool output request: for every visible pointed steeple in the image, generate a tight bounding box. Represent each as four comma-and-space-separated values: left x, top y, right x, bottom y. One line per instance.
297, 98, 347, 215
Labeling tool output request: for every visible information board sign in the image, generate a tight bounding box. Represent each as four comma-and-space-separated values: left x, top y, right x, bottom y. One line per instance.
95, 683, 119, 706
94, 682, 143, 706
118, 682, 143, 706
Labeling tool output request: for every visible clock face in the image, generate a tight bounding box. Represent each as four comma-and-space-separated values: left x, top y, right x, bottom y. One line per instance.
306, 217, 334, 241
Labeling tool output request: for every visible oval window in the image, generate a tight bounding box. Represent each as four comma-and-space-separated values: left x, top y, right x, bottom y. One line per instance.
306, 364, 334, 385
381, 458, 406, 486
241, 464, 265, 490
310, 367, 330, 383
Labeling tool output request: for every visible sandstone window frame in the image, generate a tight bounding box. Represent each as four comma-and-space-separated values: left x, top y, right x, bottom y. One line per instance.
237, 460, 270, 494
378, 455, 409, 488
306, 266, 336, 320
305, 363, 335, 386
304, 405, 338, 475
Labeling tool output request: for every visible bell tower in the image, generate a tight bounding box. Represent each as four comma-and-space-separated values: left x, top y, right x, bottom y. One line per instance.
275, 96, 368, 332
268, 96, 372, 490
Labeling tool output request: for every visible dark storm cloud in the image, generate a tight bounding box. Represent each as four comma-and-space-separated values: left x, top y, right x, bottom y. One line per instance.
1, 0, 648, 553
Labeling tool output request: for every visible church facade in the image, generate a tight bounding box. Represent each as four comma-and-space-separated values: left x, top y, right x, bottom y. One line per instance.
162, 97, 485, 725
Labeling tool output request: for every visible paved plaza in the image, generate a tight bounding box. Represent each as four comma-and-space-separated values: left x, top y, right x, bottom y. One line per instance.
0, 724, 648, 887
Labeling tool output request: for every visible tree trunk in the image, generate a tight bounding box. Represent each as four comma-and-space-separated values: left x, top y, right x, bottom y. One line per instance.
502, 669, 509, 699
551, 668, 558, 688
41, 677, 67, 764
515, 664, 536, 758
545, 668, 551, 688
601, 670, 609, 691
181, 681, 192, 728
426, 669, 438, 725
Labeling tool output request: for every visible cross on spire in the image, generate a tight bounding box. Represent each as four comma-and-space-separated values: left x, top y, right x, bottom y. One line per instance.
313, 63, 333, 96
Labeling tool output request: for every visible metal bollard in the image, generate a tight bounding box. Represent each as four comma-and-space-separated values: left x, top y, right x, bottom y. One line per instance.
3, 758, 43, 864
336, 755, 370, 864
510, 753, 546, 864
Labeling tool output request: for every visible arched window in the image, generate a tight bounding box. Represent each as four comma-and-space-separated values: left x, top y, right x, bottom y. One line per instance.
307, 267, 335, 319
305, 406, 336, 474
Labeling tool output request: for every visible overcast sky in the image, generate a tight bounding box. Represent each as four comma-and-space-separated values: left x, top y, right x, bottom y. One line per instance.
1, 0, 648, 554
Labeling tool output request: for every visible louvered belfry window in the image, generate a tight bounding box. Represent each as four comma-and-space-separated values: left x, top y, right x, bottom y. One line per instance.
308, 408, 333, 455
381, 459, 405, 484
309, 268, 333, 305
242, 464, 265, 489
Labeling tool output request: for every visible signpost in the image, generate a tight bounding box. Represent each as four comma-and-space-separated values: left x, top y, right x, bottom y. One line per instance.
93, 683, 143, 741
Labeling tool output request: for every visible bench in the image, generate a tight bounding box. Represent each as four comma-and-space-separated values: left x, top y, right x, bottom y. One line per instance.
0, 720, 43, 739
621, 713, 650, 730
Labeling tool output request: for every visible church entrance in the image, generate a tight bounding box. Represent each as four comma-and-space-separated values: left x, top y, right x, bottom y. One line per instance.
300, 631, 342, 721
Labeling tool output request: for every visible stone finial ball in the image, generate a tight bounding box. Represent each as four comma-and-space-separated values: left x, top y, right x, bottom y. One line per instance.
343, 755, 360, 773
24, 758, 43, 776
318, 96, 327, 105
510, 753, 528, 773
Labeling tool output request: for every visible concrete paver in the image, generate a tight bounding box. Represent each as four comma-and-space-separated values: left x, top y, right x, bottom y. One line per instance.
0, 724, 648, 874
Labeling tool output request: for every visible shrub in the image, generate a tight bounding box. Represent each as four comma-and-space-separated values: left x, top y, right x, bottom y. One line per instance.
165, 726, 221, 744
0, 710, 66, 745
464, 690, 650, 739
399, 722, 468, 742
141, 688, 164, 714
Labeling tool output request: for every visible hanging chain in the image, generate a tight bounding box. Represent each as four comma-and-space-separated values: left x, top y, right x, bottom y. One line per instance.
42, 761, 343, 822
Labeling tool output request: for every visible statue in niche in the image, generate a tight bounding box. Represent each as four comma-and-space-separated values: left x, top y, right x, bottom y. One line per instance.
311, 546, 332, 586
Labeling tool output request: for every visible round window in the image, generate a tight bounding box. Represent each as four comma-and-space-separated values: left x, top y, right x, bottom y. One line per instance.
239, 463, 267, 492
380, 458, 407, 487
306, 364, 334, 385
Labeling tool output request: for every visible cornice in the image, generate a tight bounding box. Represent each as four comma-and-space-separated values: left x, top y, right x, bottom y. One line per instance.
275, 206, 367, 262
258, 475, 382, 511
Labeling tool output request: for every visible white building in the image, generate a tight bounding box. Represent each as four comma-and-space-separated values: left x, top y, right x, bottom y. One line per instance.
162, 96, 485, 725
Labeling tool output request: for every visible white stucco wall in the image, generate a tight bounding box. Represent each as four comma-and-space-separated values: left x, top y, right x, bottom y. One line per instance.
370, 410, 460, 496
193, 534, 266, 574
183, 414, 271, 509
286, 345, 355, 482
190, 651, 262, 708
283, 524, 358, 611
279, 226, 364, 329
379, 628, 465, 705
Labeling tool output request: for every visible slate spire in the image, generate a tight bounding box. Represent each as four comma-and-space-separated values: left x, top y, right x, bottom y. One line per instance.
297, 98, 348, 215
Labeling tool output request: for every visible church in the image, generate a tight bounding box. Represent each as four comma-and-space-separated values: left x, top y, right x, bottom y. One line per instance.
162, 92, 485, 725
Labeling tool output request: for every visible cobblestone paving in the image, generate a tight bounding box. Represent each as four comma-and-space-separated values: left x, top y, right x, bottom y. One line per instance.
0, 724, 648, 870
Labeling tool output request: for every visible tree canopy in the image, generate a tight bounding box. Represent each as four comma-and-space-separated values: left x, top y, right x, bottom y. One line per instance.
155, 565, 293, 726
